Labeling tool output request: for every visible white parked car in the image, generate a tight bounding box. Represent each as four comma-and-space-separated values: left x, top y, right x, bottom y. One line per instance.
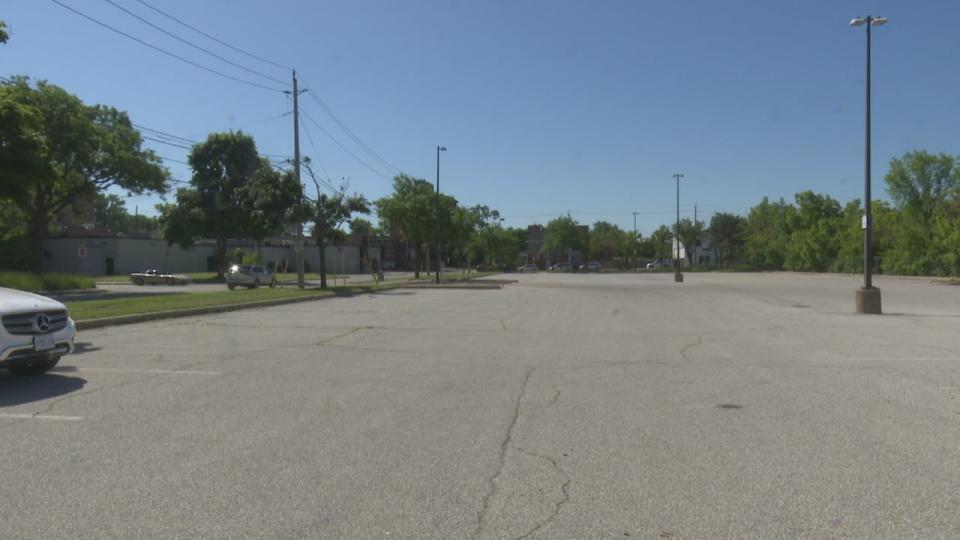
0, 287, 76, 375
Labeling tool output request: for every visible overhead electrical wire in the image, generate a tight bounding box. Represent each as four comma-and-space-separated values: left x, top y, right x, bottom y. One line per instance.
297, 73, 401, 175
49, 0, 286, 93
299, 107, 393, 181
134, 0, 291, 71
103, 0, 287, 86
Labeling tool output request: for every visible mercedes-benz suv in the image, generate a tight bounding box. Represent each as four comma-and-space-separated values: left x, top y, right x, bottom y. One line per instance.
0, 287, 76, 375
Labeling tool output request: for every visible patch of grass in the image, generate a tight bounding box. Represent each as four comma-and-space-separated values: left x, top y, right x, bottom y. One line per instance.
66, 287, 335, 321
0, 272, 95, 291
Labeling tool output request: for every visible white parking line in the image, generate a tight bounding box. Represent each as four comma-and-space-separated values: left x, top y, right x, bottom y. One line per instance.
77, 368, 222, 375
0, 413, 82, 421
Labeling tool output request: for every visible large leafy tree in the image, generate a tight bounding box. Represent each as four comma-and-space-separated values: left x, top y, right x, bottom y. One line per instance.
0, 77, 167, 270
649, 225, 673, 261
0, 20, 9, 44
709, 212, 744, 267
783, 191, 841, 272
158, 131, 300, 277
302, 159, 369, 289
743, 197, 795, 270
376, 174, 457, 277
542, 215, 583, 260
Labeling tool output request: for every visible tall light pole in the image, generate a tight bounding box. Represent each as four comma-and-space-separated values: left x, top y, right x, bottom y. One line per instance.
632, 211, 639, 272
850, 15, 886, 314
673, 173, 684, 283
435, 145, 447, 284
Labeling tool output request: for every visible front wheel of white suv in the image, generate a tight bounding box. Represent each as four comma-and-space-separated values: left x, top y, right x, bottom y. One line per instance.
8, 356, 61, 376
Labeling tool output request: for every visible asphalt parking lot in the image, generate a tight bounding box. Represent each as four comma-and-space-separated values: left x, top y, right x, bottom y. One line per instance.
2, 272, 959, 538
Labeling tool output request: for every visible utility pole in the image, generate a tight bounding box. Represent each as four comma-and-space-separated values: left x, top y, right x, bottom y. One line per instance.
292, 70, 305, 289
632, 211, 639, 272
673, 173, 684, 283
694, 204, 698, 267
435, 145, 446, 284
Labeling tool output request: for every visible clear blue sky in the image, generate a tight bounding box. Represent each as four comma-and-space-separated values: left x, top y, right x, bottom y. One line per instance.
3, 0, 959, 235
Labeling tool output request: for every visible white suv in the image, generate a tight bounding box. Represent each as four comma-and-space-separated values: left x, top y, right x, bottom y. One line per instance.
0, 287, 76, 375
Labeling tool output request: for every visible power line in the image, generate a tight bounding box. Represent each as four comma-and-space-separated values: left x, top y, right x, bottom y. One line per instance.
143, 135, 192, 150
299, 107, 393, 181
134, 0, 290, 71
103, 0, 287, 86
157, 155, 189, 166
298, 73, 402, 175
50, 0, 286, 93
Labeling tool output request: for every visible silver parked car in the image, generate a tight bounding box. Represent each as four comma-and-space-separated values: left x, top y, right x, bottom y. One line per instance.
227, 264, 276, 289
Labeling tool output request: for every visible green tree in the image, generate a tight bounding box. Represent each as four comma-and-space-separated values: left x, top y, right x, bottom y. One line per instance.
588, 221, 624, 262
783, 191, 841, 272
0, 77, 168, 270
542, 215, 583, 261
649, 225, 673, 261
375, 175, 457, 277
158, 131, 299, 278
743, 197, 795, 270
349, 217, 374, 236
302, 161, 370, 289
709, 212, 745, 267
0, 21, 9, 44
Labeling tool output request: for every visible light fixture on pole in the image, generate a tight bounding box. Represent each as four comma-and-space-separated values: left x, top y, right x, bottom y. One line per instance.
850, 15, 886, 314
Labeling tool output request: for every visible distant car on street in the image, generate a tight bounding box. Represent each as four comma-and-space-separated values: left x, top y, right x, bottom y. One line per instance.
581, 261, 602, 272
646, 259, 671, 270
130, 269, 192, 286
518, 264, 538, 272
0, 287, 76, 375
550, 263, 573, 272
227, 264, 276, 289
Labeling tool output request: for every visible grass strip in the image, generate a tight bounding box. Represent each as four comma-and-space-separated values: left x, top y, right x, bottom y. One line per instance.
66, 287, 334, 321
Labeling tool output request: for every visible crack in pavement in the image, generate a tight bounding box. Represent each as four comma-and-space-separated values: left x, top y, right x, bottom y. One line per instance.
313, 327, 364, 346
545, 387, 560, 410
513, 447, 572, 540
472, 364, 538, 539
679, 336, 702, 361
500, 319, 508, 332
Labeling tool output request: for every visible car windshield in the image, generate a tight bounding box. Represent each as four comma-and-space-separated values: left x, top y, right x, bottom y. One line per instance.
3, 3, 959, 538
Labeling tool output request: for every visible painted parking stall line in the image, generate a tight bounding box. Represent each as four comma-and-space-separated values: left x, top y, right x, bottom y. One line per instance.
0, 413, 82, 421
76, 368, 222, 375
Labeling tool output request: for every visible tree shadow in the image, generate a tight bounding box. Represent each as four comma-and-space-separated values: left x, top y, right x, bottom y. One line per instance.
0, 373, 87, 407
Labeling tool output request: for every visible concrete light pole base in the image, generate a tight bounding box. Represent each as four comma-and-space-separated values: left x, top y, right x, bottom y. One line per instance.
674, 273, 684, 283
855, 287, 882, 314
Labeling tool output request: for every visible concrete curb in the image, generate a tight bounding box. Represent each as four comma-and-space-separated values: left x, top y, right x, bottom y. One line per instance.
40, 288, 108, 297
76, 292, 338, 330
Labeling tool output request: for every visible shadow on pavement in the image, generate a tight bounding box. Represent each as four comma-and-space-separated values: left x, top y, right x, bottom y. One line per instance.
72, 342, 102, 355
0, 373, 87, 407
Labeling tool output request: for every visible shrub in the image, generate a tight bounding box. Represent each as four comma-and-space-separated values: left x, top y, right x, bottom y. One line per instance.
0, 272, 95, 292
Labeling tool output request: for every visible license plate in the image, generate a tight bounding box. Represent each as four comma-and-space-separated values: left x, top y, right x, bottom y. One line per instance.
33, 334, 56, 352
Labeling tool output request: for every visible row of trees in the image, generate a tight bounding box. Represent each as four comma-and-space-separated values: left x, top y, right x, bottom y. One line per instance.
659, 150, 960, 276
4, 75, 957, 279
0, 77, 525, 286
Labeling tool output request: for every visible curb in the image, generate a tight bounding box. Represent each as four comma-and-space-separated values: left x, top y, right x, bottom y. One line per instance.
76, 292, 337, 330
40, 288, 108, 297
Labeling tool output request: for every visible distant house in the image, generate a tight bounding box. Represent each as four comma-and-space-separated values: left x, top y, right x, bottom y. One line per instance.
672, 236, 719, 267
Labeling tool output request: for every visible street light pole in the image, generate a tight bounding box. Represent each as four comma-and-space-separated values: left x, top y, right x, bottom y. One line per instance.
673, 173, 684, 283
633, 211, 639, 272
851, 15, 886, 314
435, 145, 447, 284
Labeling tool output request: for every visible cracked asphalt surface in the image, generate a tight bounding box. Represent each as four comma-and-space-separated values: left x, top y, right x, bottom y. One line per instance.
2, 272, 960, 538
